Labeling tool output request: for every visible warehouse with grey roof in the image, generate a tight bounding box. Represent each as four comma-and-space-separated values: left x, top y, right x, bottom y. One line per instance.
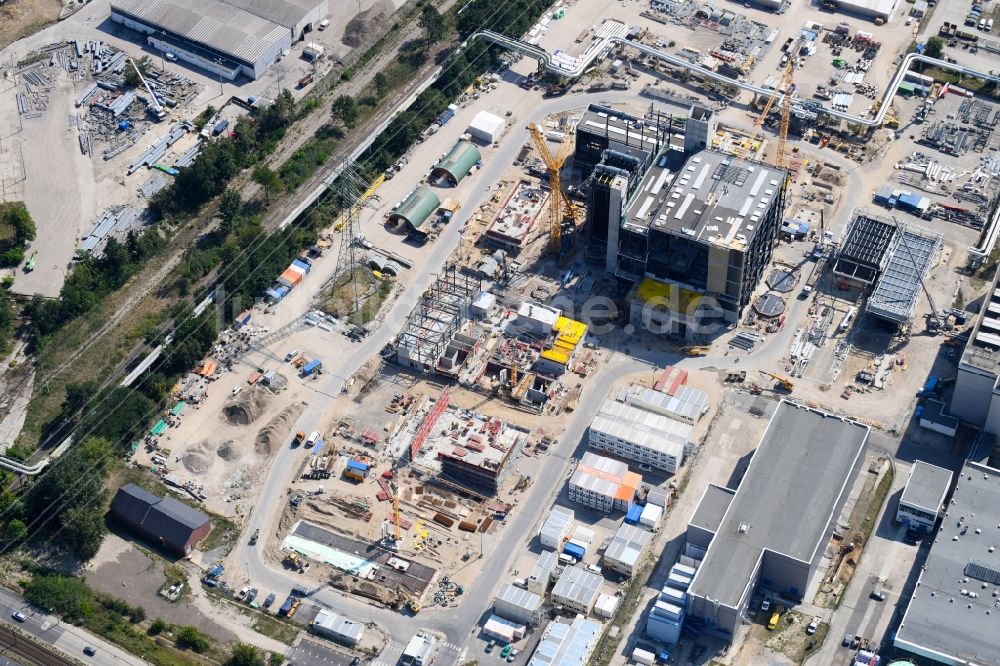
110, 0, 329, 81
684, 401, 869, 637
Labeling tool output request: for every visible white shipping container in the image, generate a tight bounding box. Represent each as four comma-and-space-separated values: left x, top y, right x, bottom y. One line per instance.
632, 647, 656, 665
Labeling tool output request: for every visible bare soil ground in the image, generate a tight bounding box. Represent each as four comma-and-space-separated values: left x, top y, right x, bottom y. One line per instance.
0, 0, 62, 53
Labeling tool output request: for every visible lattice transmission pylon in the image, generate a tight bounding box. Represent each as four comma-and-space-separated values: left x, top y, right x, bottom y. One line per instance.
328, 161, 380, 319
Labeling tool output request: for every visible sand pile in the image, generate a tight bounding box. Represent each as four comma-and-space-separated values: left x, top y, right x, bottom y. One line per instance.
342, 0, 395, 47
255, 403, 304, 456
222, 387, 270, 426
182, 443, 212, 474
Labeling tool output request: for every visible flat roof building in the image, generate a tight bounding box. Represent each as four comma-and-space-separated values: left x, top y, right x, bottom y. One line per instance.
952, 265, 1000, 433
528, 550, 559, 594
618, 150, 787, 332
894, 460, 1000, 665
603, 523, 653, 577
494, 583, 543, 626
685, 401, 869, 638
401, 632, 436, 666
829, 0, 900, 23
574, 104, 667, 178
568, 452, 642, 513
551, 566, 603, 615
590, 398, 691, 473
311, 610, 364, 646
528, 615, 602, 666
619, 382, 709, 425
539, 506, 574, 550
110, 0, 328, 81
896, 460, 953, 533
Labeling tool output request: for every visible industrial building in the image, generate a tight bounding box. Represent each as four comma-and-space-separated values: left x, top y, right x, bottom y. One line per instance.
833, 209, 942, 325
618, 383, 709, 425
551, 566, 604, 615
568, 452, 642, 513
484, 181, 548, 251
589, 398, 692, 473
685, 401, 870, 638
894, 460, 1000, 665
603, 523, 653, 577
109, 484, 212, 556
311, 610, 364, 646
827, 0, 900, 23
401, 632, 436, 666
616, 149, 787, 332
528, 615, 602, 666
539, 506, 574, 549
494, 583, 543, 626
646, 564, 693, 645
431, 141, 481, 186
952, 266, 1000, 431
110, 0, 329, 81
896, 461, 952, 533
388, 186, 441, 237
574, 104, 668, 179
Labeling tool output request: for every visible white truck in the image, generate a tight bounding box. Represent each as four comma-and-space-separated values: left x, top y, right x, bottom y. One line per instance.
632, 647, 656, 665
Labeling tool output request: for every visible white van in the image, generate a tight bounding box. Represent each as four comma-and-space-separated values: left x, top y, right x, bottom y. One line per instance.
285, 349, 299, 362
989, 18, 995, 31
231, 386, 242, 397
306, 431, 320, 445
319, 18, 330, 30
557, 553, 577, 565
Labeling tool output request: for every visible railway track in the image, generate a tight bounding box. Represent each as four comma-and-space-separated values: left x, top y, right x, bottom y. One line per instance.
0, 627, 75, 666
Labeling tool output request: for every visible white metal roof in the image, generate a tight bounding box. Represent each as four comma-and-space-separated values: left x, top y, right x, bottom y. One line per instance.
528, 615, 601, 666
604, 523, 652, 569
620, 383, 708, 422
592, 399, 691, 458
111, 0, 289, 65
469, 110, 505, 139
551, 566, 603, 607
496, 583, 542, 612
220, 0, 326, 30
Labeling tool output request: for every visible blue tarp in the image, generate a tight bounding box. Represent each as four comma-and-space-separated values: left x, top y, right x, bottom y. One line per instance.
563, 542, 585, 559
312, 439, 325, 455
625, 503, 644, 524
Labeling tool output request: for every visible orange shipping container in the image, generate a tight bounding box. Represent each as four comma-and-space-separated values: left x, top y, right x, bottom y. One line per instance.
280, 268, 303, 286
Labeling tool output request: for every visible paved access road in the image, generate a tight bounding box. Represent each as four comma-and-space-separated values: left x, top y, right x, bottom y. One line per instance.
0, 586, 146, 665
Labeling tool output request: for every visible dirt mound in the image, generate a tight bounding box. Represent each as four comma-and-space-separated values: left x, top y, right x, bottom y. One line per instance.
254, 403, 304, 456
216, 440, 240, 461
342, 0, 395, 48
182, 443, 212, 474
222, 387, 270, 426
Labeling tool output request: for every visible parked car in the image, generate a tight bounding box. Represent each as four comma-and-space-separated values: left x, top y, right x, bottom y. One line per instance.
83, 646, 97, 657
500, 644, 512, 658
807, 617, 820, 635
761, 598, 771, 612
263, 592, 276, 608
11, 611, 26, 622
507, 647, 518, 662
485, 639, 496, 653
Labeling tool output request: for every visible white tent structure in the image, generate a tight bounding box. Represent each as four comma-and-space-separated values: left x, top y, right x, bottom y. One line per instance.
468, 111, 505, 144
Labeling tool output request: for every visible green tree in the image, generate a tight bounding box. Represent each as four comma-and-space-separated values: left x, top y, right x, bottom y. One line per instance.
148, 617, 168, 635
77, 388, 157, 445
24, 573, 95, 617
4, 518, 27, 541
419, 4, 449, 44
61, 380, 100, 420
331, 95, 359, 128
176, 626, 210, 653
61, 504, 107, 562
252, 166, 282, 205
218, 189, 244, 231
925, 36, 945, 59
123, 57, 152, 89
226, 643, 265, 666
373, 72, 389, 99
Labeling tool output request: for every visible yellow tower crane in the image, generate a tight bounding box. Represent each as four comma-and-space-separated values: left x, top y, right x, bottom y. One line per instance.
527, 123, 578, 255
747, 37, 801, 168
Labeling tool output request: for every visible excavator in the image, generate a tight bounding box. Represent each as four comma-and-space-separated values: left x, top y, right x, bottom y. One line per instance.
682, 346, 710, 356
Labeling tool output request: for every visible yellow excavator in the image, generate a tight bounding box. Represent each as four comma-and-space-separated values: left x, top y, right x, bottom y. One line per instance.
682, 346, 710, 356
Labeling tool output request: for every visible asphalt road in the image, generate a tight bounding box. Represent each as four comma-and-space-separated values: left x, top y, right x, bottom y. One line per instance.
0, 587, 146, 665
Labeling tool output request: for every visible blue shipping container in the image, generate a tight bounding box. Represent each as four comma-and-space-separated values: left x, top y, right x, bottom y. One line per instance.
302, 359, 322, 375
563, 542, 585, 559
347, 460, 369, 472
292, 259, 311, 274
212, 119, 229, 135
312, 439, 324, 455
625, 503, 644, 524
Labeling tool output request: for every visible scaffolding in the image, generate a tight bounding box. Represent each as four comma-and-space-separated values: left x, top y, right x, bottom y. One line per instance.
396, 265, 481, 371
